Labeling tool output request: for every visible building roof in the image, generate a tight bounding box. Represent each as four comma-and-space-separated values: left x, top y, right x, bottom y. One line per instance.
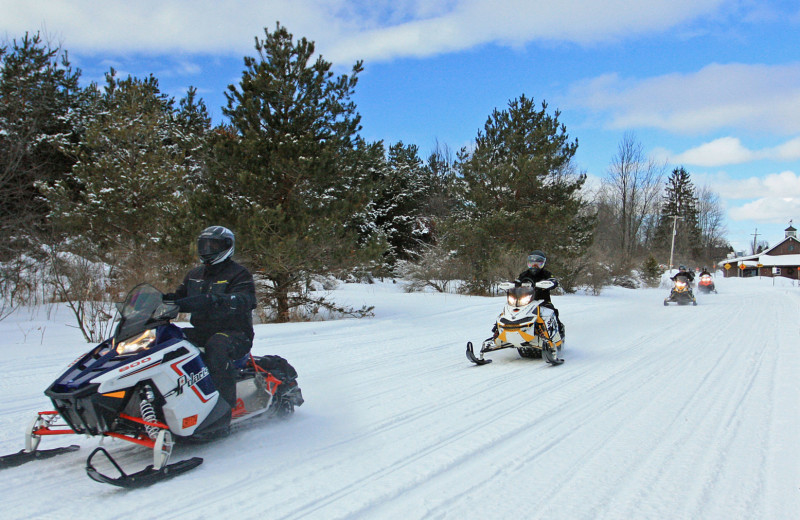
759, 254, 800, 266
717, 235, 800, 266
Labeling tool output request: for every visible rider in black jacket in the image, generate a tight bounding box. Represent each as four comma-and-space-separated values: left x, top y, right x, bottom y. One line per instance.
164, 226, 256, 430
515, 250, 565, 339
671, 265, 695, 283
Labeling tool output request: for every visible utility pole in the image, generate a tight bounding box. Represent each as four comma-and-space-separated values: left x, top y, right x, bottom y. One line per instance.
751, 228, 760, 255
668, 215, 683, 273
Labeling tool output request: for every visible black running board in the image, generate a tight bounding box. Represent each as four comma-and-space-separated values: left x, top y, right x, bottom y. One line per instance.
466, 342, 492, 365
0, 445, 80, 469
86, 447, 203, 488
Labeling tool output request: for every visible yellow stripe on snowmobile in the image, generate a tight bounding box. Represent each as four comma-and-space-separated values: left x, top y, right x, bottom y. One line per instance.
102, 391, 126, 398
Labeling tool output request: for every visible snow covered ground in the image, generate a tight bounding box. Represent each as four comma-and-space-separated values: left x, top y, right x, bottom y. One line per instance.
1, 274, 799, 519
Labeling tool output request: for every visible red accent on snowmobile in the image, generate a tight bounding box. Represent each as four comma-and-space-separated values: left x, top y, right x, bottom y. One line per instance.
31, 411, 75, 436
118, 412, 169, 430
170, 357, 213, 403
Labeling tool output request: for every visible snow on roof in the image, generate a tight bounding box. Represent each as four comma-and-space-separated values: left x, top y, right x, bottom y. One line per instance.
717, 253, 759, 265
759, 254, 800, 266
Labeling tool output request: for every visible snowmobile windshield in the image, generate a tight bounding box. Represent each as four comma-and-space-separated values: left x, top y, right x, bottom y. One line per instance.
114, 284, 178, 342
507, 286, 535, 307
674, 275, 690, 288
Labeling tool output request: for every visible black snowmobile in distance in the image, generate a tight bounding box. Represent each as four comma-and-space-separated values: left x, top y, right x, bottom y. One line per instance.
0, 283, 303, 488
664, 274, 697, 306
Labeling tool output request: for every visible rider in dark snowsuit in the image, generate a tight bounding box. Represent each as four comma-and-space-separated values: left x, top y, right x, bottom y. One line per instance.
671, 265, 695, 292
515, 250, 565, 339
164, 226, 256, 431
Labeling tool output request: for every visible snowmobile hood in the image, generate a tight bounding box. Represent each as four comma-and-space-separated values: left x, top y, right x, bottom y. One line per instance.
47, 324, 185, 394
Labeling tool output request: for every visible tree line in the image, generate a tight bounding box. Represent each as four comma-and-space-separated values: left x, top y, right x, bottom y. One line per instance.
0, 25, 729, 327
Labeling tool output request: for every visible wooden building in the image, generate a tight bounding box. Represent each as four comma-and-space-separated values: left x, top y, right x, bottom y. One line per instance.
719, 224, 800, 279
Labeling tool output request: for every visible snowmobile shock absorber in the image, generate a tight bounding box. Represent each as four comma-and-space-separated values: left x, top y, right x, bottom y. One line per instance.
138, 386, 160, 440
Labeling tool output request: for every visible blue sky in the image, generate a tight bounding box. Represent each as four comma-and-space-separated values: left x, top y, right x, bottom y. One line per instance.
4, 0, 800, 254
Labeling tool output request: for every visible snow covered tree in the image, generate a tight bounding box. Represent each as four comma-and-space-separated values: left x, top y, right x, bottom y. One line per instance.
40, 70, 198, 284
0, 33, 86, 251
200, 23, 379, 321
451, 95, 593, 293
356, 141, 436, 270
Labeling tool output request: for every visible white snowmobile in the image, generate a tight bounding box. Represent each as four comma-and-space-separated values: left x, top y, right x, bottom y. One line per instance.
0, 283, 303, 487
466, 281, 564, 366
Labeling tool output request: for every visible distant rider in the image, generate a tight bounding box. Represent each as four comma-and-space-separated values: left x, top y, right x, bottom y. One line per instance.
515, 250, 565, 339
163, 226, 256, 433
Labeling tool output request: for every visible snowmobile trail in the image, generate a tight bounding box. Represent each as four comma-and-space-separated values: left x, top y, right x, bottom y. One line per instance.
1, 277, 798, 519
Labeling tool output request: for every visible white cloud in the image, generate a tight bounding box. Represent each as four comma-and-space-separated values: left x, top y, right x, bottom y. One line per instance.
696, 170, 800, 200
729, 197, 800, 223
671, 137, 757, 166
0, 0, 728, 62
566, 63, 800, 136
665, 136, 800, 167
694, 170, 800, 223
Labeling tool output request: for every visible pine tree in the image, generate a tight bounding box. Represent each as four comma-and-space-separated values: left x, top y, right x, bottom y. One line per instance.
0, 32, 86, 251
40, 70, 196, 282
642, 255, 661, 287
200, 23, 379, 321
451, 95, 592, 293
655, 167, 702, 263
357, 141, 435, 270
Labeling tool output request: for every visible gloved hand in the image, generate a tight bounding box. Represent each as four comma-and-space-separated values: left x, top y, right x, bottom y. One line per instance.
162, 292, 179, 304
171, 293, 220, 313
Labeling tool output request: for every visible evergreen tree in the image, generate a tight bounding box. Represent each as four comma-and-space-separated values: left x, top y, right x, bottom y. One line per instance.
0, 32, 86, 251
451, 95, 593, 293
201, 23, 379, 321
357, 141, 435, 270
642, 255, 662, 287
40, 70, 196, 282
654, 167, 702, 264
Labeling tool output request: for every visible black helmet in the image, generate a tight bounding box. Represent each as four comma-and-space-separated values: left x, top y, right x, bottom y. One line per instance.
679, 264, 687, 271
197, 226, 234, 265
527, 250, 546, 270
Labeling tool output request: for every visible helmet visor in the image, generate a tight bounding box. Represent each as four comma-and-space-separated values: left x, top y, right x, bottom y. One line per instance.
527, 254, 546, 269
198, 237, 230, 257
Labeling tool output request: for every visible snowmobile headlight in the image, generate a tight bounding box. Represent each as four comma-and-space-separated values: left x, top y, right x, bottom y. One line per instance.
675, 281, 686, 288
507, 293, 533, 307
115, 329, 156, 356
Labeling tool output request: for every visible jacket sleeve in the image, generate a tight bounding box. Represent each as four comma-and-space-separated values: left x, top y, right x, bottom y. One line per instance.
217, 269, 256, 313
174, 279, 188, 299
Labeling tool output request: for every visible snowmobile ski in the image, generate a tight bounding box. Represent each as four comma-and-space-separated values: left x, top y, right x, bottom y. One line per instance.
0, 445, 80, 470
466, 341, 492, 365
85, 446, 203, 488
542, 346, 564, 366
